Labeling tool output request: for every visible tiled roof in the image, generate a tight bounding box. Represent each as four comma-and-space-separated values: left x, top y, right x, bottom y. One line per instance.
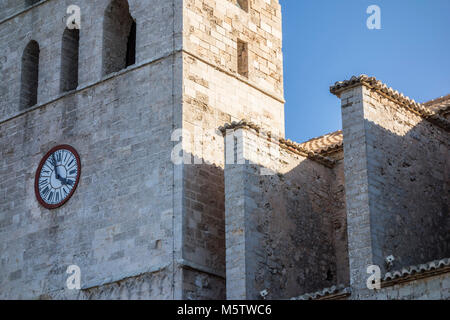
382, 258, 450, 284
423, 94, 450, 118
290, 258, 450, 300
297, 130, 343, 155
291, 284, 351, 300
330, 75, 450, 131
219, 120, 338, 168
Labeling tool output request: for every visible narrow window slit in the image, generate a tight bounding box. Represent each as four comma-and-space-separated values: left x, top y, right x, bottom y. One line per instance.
20, 40, 40, 109
126, 20, 136, 67
237, 39, 249, 78
60, 28, 80, 93
102, 0, 136, 76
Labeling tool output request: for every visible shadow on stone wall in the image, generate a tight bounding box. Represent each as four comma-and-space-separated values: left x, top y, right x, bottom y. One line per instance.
221, 137, 349, 299
182, 154, 226, 300
243, 157, 348, 299
362, 117, 449, 272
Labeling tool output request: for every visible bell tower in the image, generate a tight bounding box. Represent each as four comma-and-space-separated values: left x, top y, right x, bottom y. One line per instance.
0, 0, 284, 300
178, 0, 284, 299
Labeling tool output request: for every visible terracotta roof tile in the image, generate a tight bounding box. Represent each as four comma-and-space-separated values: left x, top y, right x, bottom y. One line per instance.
298, 130, 343, 155
383, 258, 450, 283
291, 284, 351, 300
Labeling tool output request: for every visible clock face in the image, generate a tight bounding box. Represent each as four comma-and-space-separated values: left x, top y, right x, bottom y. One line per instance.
35, 145, 81, 209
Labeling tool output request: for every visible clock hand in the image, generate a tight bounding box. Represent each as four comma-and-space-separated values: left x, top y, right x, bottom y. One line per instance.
58, 173, 74, 186
52, 153, 75, 186
52, 154, 62, 180
52, 153, 70, 185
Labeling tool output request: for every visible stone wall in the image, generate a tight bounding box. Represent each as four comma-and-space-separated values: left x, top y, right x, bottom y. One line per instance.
223, 128, 348, 299
367, 272, 450, 300
0, 0, 33, 21
0, 0, 287, 300
179, 0, 285, 299
0, 0, 184, 299
339, 86, 374, 295
338, 83, 450, 298
0, 0, 182, 122
184, 0, 284, 101
363, 87, 449, 271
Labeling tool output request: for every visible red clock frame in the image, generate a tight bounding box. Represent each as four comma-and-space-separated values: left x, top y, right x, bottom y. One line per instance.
34, 144, 81, 210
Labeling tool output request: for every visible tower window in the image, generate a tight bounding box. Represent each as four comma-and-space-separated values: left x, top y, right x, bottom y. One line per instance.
237, 40, 248, 78
20, 40, 40, 109
126, 20, 136, 67
236, 0, 249, 12
102, 0, 136, 76
60, 28, 79, 93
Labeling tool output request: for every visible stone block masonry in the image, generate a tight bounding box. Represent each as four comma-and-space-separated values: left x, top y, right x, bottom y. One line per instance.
1, 0, 448, 300
332, 76, 450, 299
0, 0, 289, 300
179, 0, 285, 299
223, 127, 348, 299
0, 58, 181, 299
0, 0, 184, 299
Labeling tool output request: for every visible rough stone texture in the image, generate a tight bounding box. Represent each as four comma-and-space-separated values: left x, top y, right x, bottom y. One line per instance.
1, 0, 448, 301
367, 272, 450, 300
339, 84, 450, 299
223, 128, 348, 299
179, 0, 285, 299
1, 0, 286, 300
0, 0, 37, 21
184, 0, 284, 97
0, 0, 182, 122
183, 0, 285, 136
182, 268, 226, 300
296, 271, 450, 300
339, 86, 374, 296
0, 58, 181, 299
362, 87, 449, 270
0, 0, 184, 300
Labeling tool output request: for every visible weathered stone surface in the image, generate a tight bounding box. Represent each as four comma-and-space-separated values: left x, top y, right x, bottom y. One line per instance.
337, 82, 449, 299
0, 0, 183, 300
223, 128, 348, 299
0, 0, 447, 300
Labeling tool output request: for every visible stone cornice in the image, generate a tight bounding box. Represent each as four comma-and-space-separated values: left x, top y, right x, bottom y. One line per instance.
290, 284, 351, 300
381, 258, 450, 288
219, 120, 339, 168
330, 75, 450, 131
0, 49, 183, 126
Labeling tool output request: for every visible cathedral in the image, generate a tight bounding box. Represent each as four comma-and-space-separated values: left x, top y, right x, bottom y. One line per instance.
0, 0, 448, 300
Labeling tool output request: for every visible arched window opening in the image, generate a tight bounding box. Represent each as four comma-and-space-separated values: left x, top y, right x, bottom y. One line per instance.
237, 39, 248, 78
20, 40, 40, 109
126, 20, 136, 68
102, 0, 135, 76
60, 28, 80, 93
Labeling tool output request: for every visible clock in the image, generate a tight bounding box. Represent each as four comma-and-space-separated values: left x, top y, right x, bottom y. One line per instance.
35, 145, 81, 209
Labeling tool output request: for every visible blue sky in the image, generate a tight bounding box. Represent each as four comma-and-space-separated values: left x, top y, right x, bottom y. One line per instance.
281, 0, 450, 142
